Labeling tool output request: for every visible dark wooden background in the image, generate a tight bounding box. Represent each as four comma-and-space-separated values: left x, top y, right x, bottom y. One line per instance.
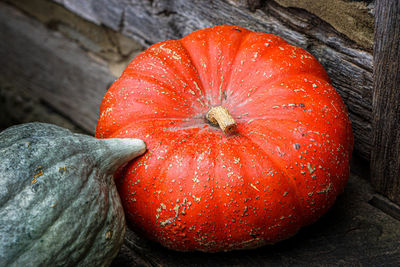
1, 0, 399, 265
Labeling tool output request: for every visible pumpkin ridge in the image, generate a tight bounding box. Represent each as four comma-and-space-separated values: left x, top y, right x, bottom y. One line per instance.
279, 162, 307, 227
233, 76, 340, 132
238, 134, 307, 230
109, 117, 213, 140
114, 72, 210, 122
228, 73, 289, 109
150, 40, 209, 104
180, 32, 213, 104
237, 116, 301, 122
125, 39, 210, 110
240, 133, 304, 192
121, 71, 203, 113
209, 134, 223, 229
122, 133, 189, 241
179, 26, 250, 107
124, 131, 226, 249
240, 119, 348, 226
223, 32, 278, 106
231, 71, 329, 111
174, 38, 209, 103
225, 40, 330, 109
226, 142, 286, 247
239, 133, 287, 175
188, 132, 241, 250
150, 135, 185, 191
213, 28, 252, 106
222, 33, 286, 103
201, 133, 226, 244
119, 117, 193, 125
119, 127, 181, 189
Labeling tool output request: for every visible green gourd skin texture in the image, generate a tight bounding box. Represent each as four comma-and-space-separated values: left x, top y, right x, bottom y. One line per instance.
0, 123, 146, 267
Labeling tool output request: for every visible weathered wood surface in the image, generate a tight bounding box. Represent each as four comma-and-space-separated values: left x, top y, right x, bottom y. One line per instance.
371, 0, 400, 205
0, 78, 85, 133
369, 194, 400, 222
0, 2, 116, 133
5, 0, 144, 78
110, 173, 400, 266
275, 0, 374, 49
53, 0, 373, 161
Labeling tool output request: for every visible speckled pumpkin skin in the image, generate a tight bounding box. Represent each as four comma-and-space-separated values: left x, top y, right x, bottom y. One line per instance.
0, 123, 145, 266
96, 25, 353, 252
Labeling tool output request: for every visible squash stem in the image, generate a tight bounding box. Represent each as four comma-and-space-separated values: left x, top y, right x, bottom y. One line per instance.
206, 106, 237, 135
94, 138, 146, 174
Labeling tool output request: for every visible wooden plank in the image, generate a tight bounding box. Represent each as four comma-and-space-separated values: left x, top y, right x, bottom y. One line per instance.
0, 2, 116, 133
369, 194, 400, 222
275, 0, 374, 49
371, 0, 400, 205
5, 0, 144, 78
54, 0, 373, 160
111, 173, 400, 266
0, 78, 85, 133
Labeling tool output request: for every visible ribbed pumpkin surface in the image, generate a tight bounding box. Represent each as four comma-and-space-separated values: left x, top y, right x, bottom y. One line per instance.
96, 25, 353, 252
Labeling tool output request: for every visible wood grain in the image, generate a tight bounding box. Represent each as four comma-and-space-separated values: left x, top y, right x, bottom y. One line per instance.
371, 0, 400, 205
0, 2, 116, 133
0, 79, 85, 133
275, 0, 374, 49
54, 0, 373, 161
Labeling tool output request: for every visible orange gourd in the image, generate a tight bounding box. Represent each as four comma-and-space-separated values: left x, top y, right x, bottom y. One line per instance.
96, 25, 353, 252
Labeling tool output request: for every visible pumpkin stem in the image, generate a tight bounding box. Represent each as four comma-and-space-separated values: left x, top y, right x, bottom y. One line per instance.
206, 106, 237, 134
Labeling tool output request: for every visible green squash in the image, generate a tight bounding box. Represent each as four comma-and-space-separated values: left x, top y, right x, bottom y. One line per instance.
0, 123, 146, 266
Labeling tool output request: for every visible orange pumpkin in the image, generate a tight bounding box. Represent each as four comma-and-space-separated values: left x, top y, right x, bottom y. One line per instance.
96, 25, 353, 252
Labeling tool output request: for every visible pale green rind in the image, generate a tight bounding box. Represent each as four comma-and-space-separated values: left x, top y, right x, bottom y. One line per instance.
0, 123, 146, 266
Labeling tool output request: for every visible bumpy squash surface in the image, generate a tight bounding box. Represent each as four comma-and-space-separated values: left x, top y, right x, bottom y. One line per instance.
0, 123, 145, 266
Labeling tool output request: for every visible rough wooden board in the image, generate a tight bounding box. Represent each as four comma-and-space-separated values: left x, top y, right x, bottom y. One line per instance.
0, 2, 116, 133
111, 173, 400, 266
369, 194, 400, 222
275, 0, 374, 49
53, 0, 373, 161
371, 0, 400, 205
0, 78, 86, 133
5, 0, 144, 77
